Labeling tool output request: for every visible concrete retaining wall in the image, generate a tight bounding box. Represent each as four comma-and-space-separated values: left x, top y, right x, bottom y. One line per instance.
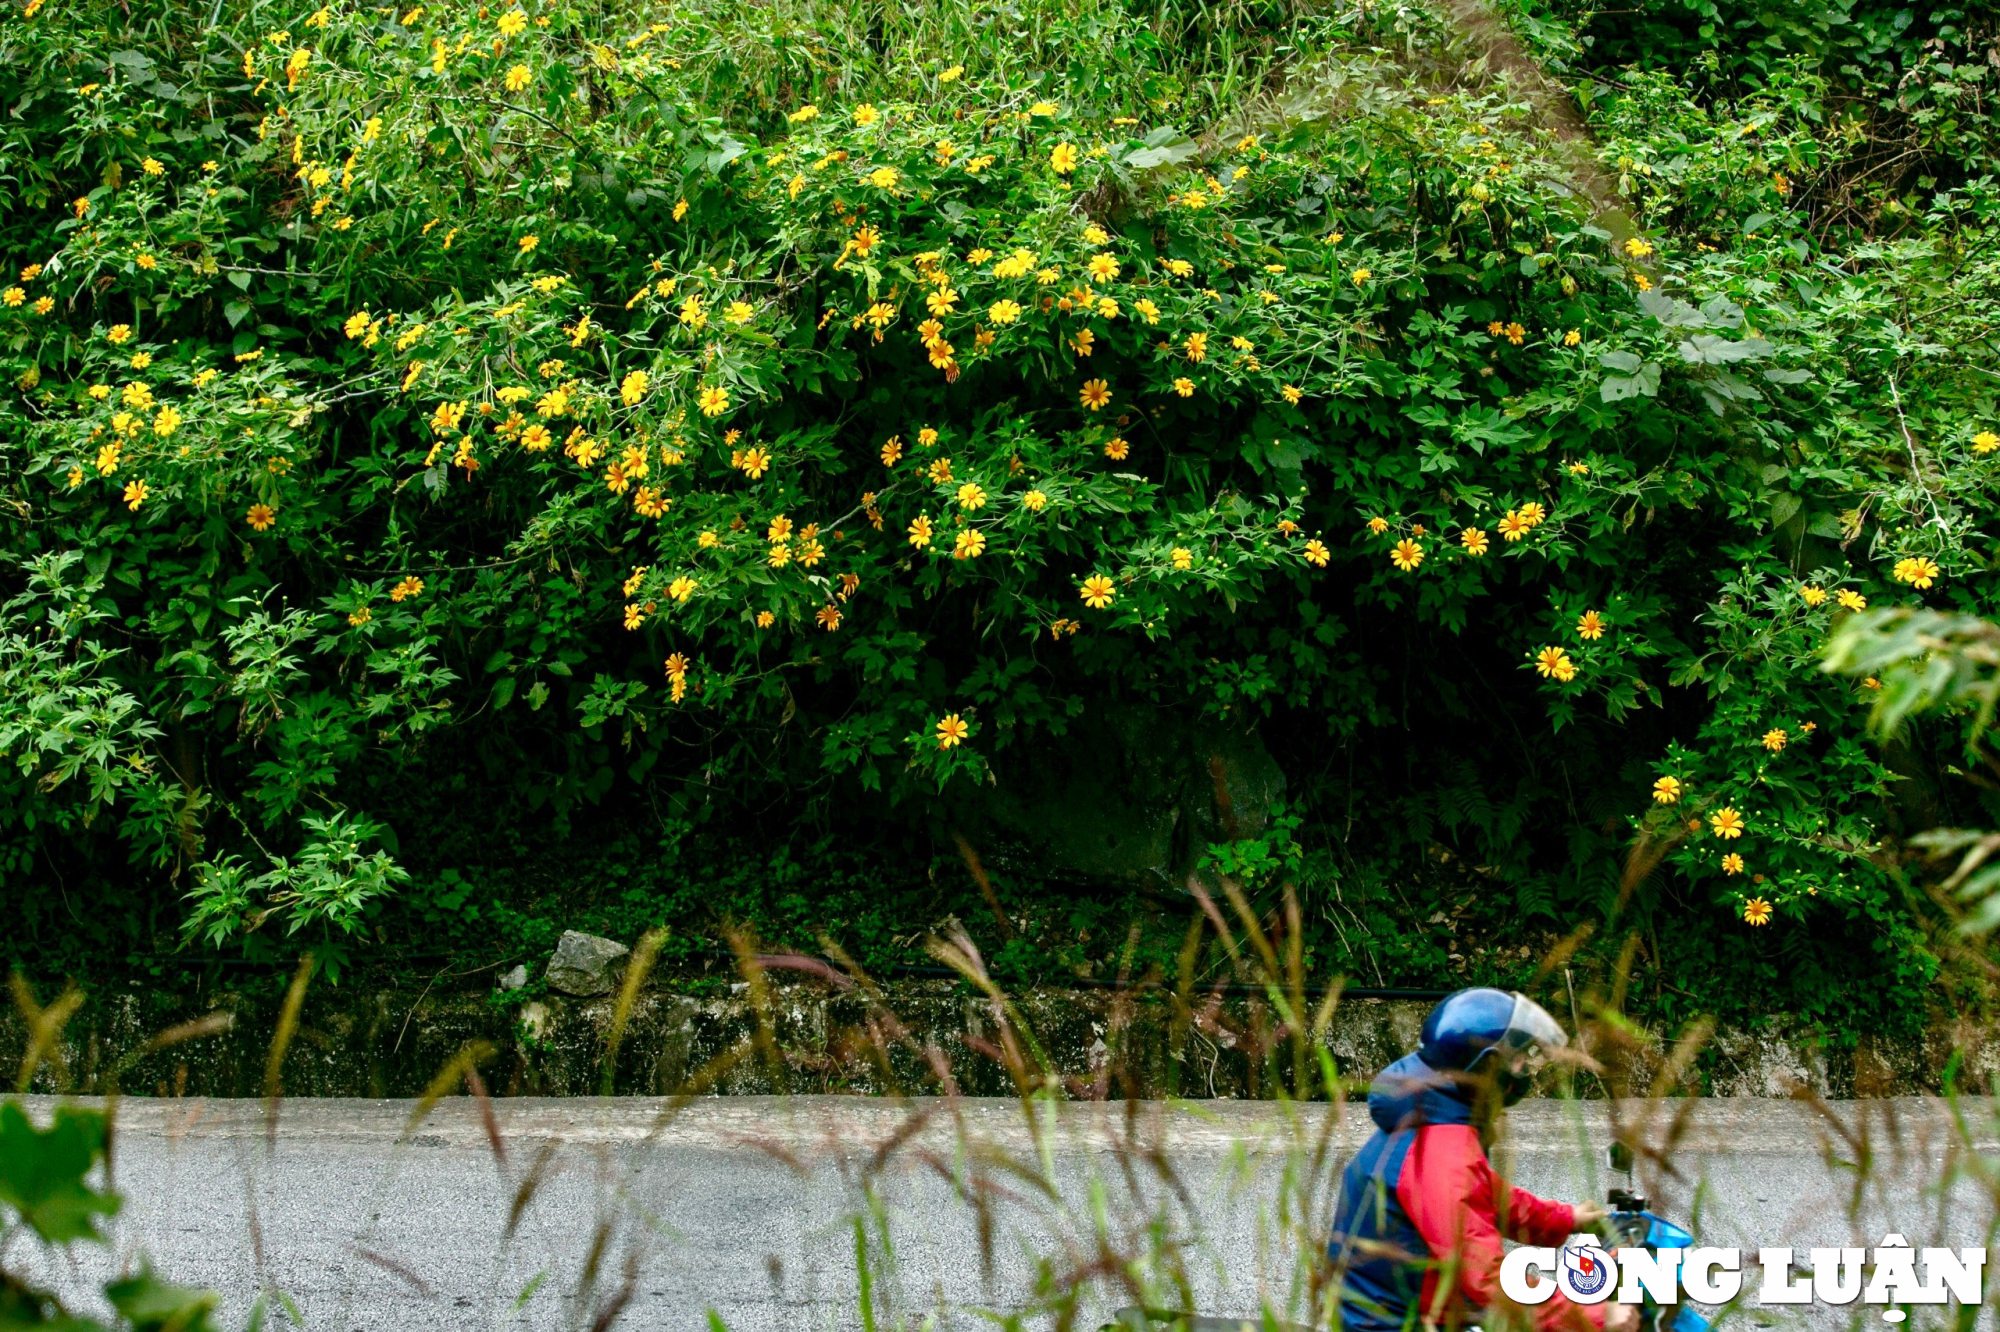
6, 977, 1993, 1098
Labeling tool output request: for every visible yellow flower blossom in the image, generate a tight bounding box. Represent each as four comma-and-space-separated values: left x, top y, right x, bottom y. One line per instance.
1534, 646, 1576, 682
1892, 556, 1939, 589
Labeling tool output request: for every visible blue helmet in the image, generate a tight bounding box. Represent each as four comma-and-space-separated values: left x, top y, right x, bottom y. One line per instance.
1419, 988, 1567, 1101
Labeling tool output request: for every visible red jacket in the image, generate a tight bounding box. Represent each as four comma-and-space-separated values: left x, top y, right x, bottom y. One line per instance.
1396, 1122, 1604, 1332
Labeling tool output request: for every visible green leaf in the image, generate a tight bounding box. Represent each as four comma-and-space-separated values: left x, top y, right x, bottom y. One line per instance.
1638, 289, 1707, 328
103, 1266, 219, 1332
1678, 334, 1773, 365
1601, 362, 1661, 401
0, 1100, 121, 1245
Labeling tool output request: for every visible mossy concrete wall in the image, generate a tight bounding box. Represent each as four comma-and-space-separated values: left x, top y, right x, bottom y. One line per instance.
3, 980, 1991, 1099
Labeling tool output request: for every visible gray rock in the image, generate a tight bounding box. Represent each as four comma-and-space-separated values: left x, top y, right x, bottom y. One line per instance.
543, 931, 630, 997
497, 964, 528, 992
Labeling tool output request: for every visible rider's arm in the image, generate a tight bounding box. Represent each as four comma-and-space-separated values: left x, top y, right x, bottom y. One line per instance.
1398, 1125, 1605, 1332
1492, 1176, 1579, 1246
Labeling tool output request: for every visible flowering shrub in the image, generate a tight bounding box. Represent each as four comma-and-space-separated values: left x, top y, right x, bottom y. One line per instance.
1, 0, 1996, 1026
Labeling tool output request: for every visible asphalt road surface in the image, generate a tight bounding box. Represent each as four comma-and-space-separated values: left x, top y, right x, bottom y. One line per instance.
18, 1095, 1999, 1331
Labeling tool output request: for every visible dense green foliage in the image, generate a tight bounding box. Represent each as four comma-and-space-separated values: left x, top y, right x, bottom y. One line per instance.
2, 0, 1996, 1033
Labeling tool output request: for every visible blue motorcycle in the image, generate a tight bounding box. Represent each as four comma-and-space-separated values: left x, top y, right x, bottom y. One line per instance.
1602, 1143, 1711, 1332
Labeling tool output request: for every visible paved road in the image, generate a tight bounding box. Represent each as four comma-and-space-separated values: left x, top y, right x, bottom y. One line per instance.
18, 1096, 2000, 1331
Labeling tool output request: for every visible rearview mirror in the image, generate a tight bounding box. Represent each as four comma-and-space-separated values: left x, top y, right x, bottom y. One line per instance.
1607, 1142, 1634, 1174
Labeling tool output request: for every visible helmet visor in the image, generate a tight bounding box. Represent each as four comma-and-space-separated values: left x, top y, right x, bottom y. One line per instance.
1497, 993, 1568, 1067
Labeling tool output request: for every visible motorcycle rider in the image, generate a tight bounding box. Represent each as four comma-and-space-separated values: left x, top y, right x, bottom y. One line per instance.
1327, 988, 1638, 1332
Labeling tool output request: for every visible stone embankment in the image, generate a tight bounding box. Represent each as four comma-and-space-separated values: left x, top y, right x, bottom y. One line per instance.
4, 966, 1987, 1098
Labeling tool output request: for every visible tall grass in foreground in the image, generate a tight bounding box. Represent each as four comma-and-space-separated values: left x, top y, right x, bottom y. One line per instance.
6, 890, 1999, 1331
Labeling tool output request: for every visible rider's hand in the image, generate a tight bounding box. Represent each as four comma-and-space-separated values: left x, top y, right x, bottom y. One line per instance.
1602, 1301, 1640, 1332
1570, 1200, 1609, 1228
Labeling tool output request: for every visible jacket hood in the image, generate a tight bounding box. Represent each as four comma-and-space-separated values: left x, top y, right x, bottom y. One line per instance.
1367, 1052, 1477, 1132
